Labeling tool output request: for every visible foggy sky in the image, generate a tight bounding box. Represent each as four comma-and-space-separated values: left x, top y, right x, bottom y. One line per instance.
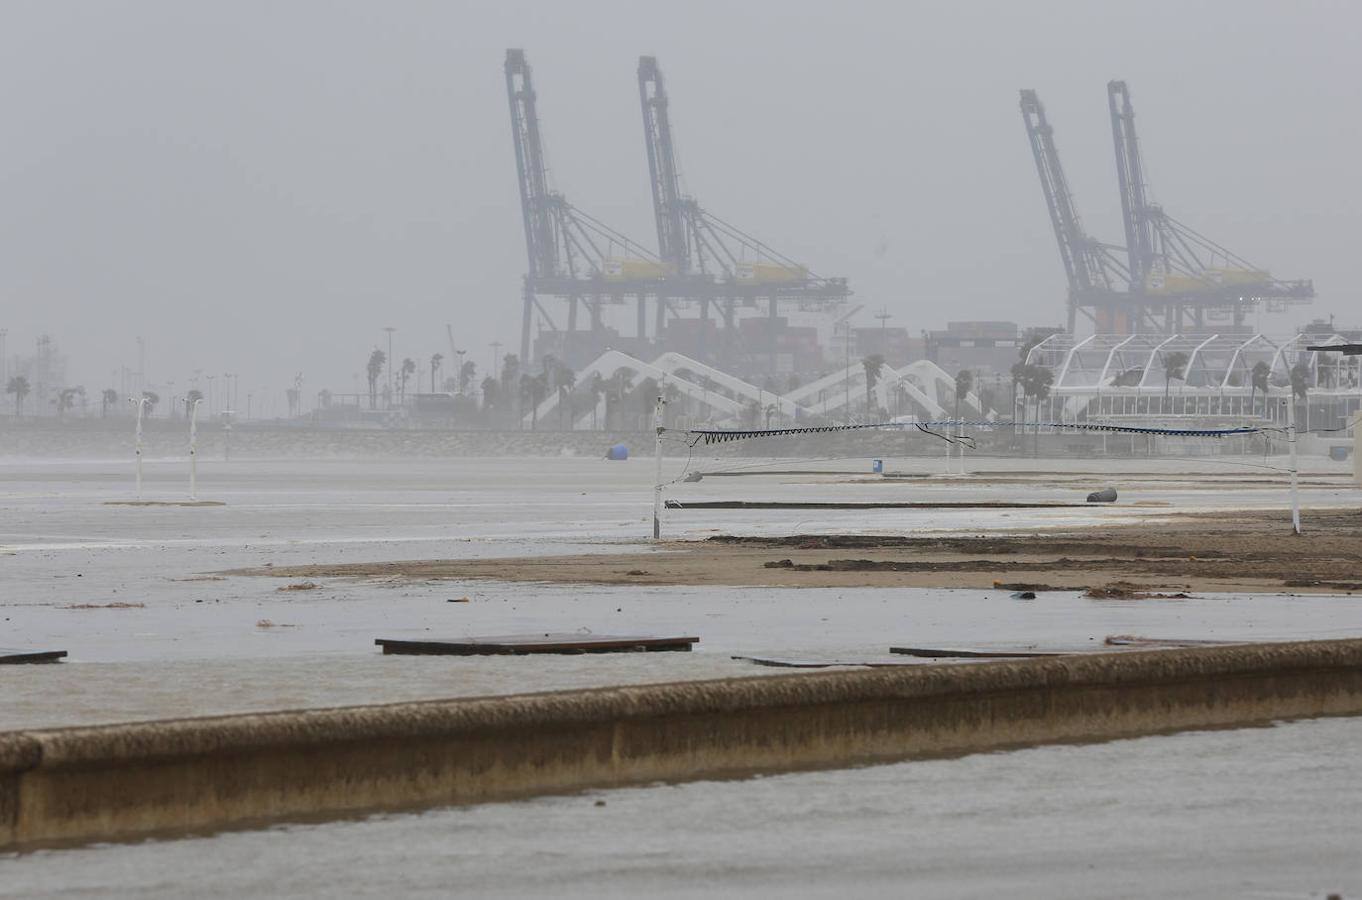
1, 0, 1358, 398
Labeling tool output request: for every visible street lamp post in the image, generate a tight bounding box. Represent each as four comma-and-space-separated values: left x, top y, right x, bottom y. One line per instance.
383, 327, 396, 408
128, 396, 150, 499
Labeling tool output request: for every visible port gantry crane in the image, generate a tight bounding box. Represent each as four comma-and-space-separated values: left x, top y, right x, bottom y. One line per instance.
1020, 89, 1131, 333
505, 48, 665, 365
1106, 80, 1314, 332
637, 55, 850, 369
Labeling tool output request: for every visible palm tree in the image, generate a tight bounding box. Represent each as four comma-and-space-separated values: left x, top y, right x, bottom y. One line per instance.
459, 360, 477, 394
500, 354, 522, 418
56, 387, 83, 420
861, 354, 886, 417
606, 368, 632, 430
1290, 361, 1311, 431
557, 366, 578, 430
1163, 351, 1189, 401
1250, 361, 1271, 416
101, 388, 119, 417
521, 373, 548, 430
480, 376, 499, 414
1012, 363, 1053, 456
366, 349, 386, 409
1112, 368, 1143, 388
430, 353, 443, 393
398, 358, 416, 402
954, 369, 973, 423
540, 354, 559, 392
635, 377, 659, 431
7, 376, 30, 417
588, 372, 606, 430
142, 391, 160, 416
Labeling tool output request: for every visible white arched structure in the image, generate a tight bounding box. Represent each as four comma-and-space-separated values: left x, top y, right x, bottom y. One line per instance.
523, 350, 748, 429
785, 359, 984, 420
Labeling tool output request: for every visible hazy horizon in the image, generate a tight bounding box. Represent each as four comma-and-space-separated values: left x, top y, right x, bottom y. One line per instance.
2, 0, 1358, 402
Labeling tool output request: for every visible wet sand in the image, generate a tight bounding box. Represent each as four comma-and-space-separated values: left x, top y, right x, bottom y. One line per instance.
242, 507, 1362, 595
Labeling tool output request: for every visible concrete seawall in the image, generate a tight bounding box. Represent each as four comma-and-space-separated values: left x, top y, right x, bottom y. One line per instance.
4, 639, 1362, 849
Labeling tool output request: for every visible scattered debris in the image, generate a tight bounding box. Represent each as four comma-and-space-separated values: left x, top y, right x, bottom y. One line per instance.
732, 655, 922, 668
993, 581, 1070, 592
447, 596, 471, 603
1085, 582, 1191, 600
890, 645, 1069, 659
63, 601, 146, 610
1086, 487, 1118, 503
102, 500, 226, 507
1010, 591, 1037, 600
277, 581, 319, 592
672, 500, 1087, 510
764, 559, 794, 569
1283, 579, 1362, 591
1104, 635, 1239, 648
375, 633, 699, 656
0, 648, 67, 664
625, 570, 649, 576
682, 472, 703, 482
255, 619, 299, 629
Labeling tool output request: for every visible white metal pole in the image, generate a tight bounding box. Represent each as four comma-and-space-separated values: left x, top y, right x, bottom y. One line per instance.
652, 388, 666, 540
188, 398, 202, 500
1353, 410, 1361, 488
130, 397, 146, 500
1286, 396, 1301, 534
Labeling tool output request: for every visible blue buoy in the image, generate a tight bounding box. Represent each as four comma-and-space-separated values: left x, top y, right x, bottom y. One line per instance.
606, 444, 629, 461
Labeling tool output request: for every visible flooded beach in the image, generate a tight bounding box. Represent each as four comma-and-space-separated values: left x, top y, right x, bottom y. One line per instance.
2, 453, 1360, 898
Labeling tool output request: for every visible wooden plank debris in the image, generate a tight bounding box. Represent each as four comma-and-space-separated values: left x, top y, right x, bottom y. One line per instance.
890, 645, 1070, 659
666, 500, 1086, 510
731, 655, 926, 669
376, 633, 698, 656
0, 648, 67, 664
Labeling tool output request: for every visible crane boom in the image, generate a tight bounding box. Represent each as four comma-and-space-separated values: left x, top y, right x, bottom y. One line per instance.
1106, 79, 1313, 328
504, 49, 557, 280
1020, 89, 1127, 331
1107, 80, 1156, 291
638, 56, 688, 275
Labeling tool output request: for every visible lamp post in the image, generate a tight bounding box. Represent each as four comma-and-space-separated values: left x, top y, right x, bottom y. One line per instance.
128, 396, 149, 499
186, 398, 202, 500
383, 327, 396, 408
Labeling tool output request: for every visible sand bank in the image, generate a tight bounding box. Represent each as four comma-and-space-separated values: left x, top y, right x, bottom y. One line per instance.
237, 508, 1362, 595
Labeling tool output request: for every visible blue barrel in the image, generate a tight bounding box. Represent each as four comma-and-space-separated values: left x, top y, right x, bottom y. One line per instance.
606, 444, 629, 461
